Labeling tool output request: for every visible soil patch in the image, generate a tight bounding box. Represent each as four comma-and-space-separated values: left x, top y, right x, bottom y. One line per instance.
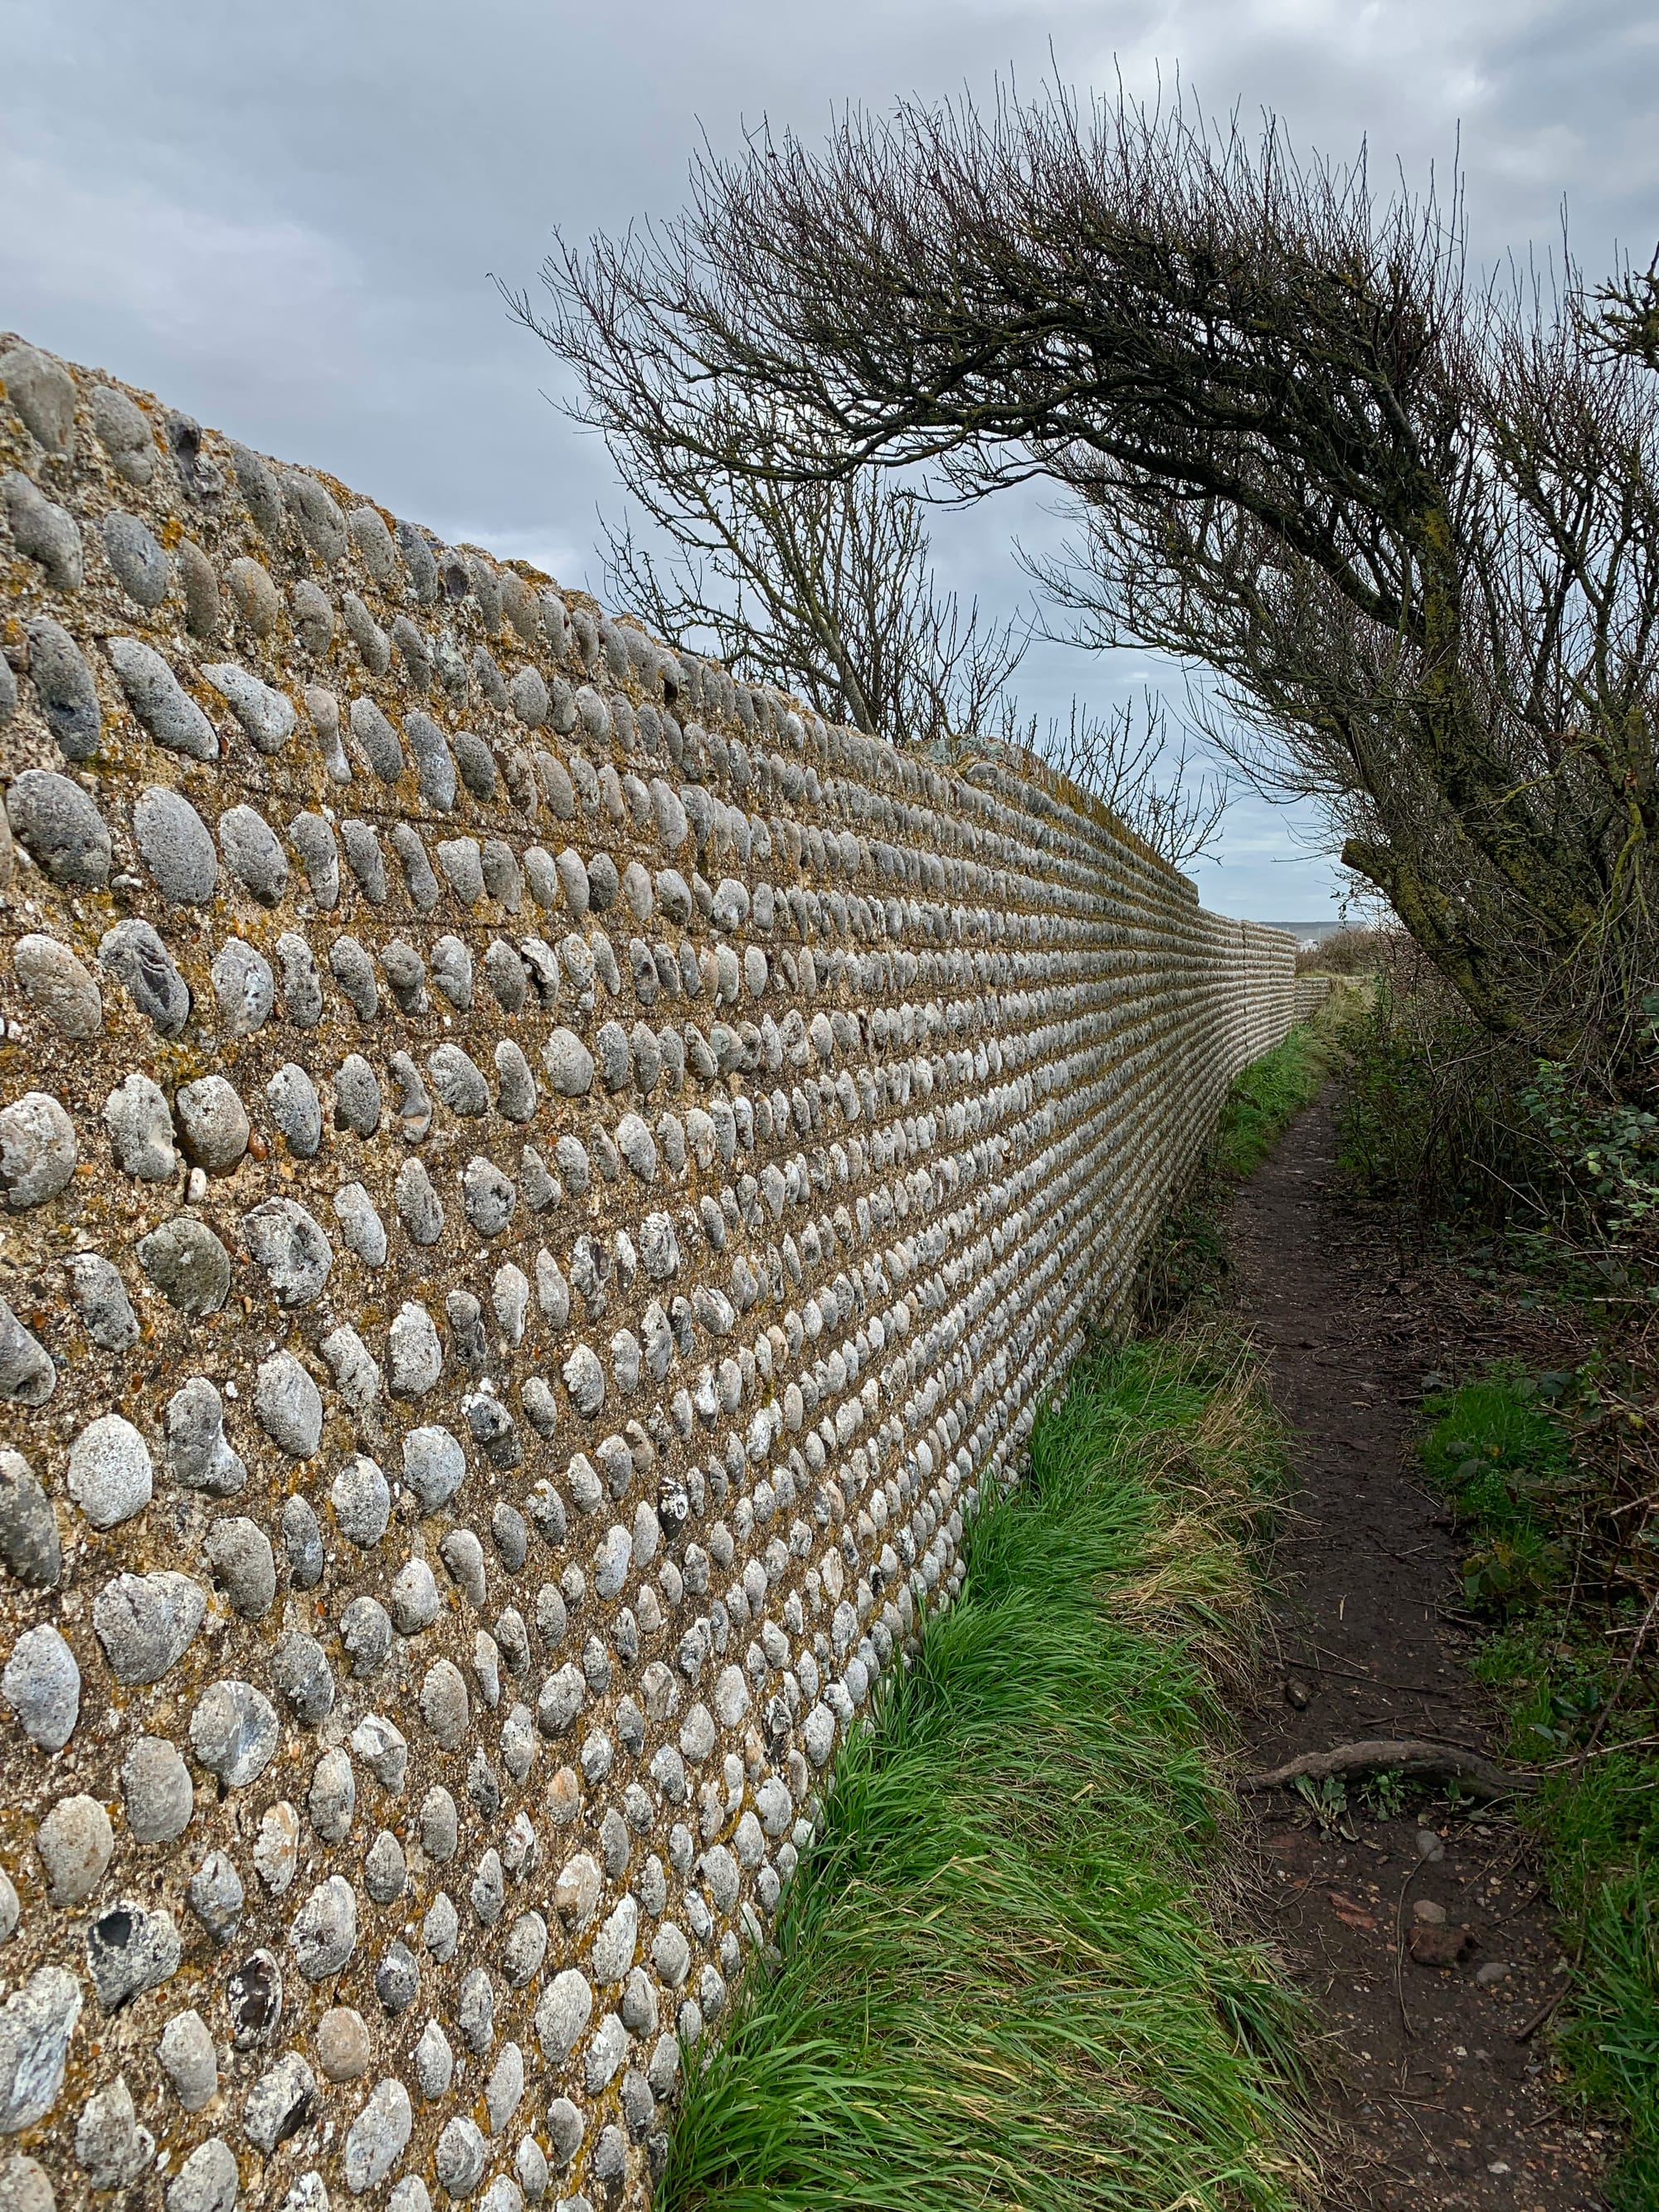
1226, 1092, 1612, 2210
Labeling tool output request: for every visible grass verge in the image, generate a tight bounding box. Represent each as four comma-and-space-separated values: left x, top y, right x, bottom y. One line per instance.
659, 1332, 1319, 2212
1420, 1371, 1659, 2210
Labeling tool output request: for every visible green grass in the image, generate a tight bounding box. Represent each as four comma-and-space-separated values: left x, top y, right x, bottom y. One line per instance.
659, 1334, 1318, 2212
1139, 1013, 1350, 1324
1419, 1372, 1659, 2209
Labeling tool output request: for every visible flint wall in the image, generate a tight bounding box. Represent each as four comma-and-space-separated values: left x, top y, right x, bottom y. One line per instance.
0, 334, 1294, 2212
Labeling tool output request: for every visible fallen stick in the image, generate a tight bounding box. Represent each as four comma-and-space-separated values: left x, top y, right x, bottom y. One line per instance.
1243, 1738, 1530, 1800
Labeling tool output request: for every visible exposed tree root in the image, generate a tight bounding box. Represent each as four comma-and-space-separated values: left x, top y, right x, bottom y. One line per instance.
1243, 1738, 1530, 1800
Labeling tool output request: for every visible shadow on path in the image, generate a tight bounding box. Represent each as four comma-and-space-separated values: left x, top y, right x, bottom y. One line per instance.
1226, 1091, 1609, 2211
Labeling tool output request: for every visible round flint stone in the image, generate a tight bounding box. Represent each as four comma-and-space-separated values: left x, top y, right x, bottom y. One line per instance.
121, 1734, 194, 1844
268, 1064, 323, 1156
38, 1793, 113, 1903
0, 1451, 61, 1587
13, 933, 101, 1038
7, 770, 111, 886
2, 1625, 79, 1750
67, 1413, 152, 1529
93, 1571, 206, 1684
175, 1076, 249, 1173
219, 804, 289, 903
139, 1219, 231, 1314
189, 1680, 279, 1787
101, 511, 169, 606
0, 1092, 76, 1208
241, 1199, 333, 1305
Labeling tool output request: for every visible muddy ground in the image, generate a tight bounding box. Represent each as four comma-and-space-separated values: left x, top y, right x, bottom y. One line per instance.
1227, 1092, 1613, 2211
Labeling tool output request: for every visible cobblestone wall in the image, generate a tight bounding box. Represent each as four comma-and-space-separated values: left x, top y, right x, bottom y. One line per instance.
0, 335, 1294, 2212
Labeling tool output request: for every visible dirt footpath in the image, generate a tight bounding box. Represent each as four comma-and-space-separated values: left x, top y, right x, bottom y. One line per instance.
1226, 1093, 1611, 2210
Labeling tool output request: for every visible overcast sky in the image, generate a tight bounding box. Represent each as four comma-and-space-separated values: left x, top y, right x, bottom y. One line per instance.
6, 0, 1655, 921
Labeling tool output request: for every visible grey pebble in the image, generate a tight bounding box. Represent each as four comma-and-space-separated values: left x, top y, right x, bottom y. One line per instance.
413, 2020, 454, 2102
2, 1623, 79, 1750
421, 1786, 460, 1861
105, 1072, 177, 1180
402, 1425, 465, 1514
436, 836, 484, 904
452, 731, 497, 801
70, 1252, 139, 1350
463, 1156, 515, 1237
431, 935, 473, 1009
364, 1828, 406, 1903
292, 583, 335, 658
211, 936, 274, 1035
242, 1197, 333, 1305
175, 1074, 249, 1172
202, 664, 295, 755
178, 537, 221, 638
268, 1063, 323, 1155
91, 382, 155, 481
281, 1494, 324, 1587
100, 919, 189, 1032
332, 1456, 392, 1548
406, 711, 456, 810
101, 511, 169, 605
158, 2010, 218, 2110
106, 637, 216, 760
285, 470, 347, 562
0, 1301, 52, 1407
255, 1349, 324, 1455
420, 1659, 469, 1749
0, 1451, 60, 1586
0, 1091, 76, 1208
330, 935, 378, 1019
166, 1377, 246, 1493
189, 1678, 280, 1785
187, 1851, 246, 1945
337, 1601, 390, 1686
483, 837, 522, 907
309, 1747, 358, 1841
333, 1181, 387, 1266
290, 812, 339, 905
349, 697, 402, 781
13, 932, 101, 1037
37, 1791, 111, 1903
219, 803, 288, 902
381, 936, 427, 1015
374, 1939, 420, 2014
7, 769, 110, 885
392, 820, 440, 909
2, 346, 77, 452
134, 785, 217, 902
290, 1874, 358, 1981
341, 817, 387, 902
495, 1041, 537, 1121
0, 1967, 81, 2129
165, 2136, 237, 2212
68, 1412, 152, 1528
344, 2077, 411, 2193
276, 933, 323, 1024
2, 474, 82, 590
93, 1570, 206, 1683
435, 2117, 487, 2200
334, 1053, 382, 1136
242, 2049, 316, 2153
395, 1156, 445, 1245
389, 1559, 440, 1635
542, 1027, 594, 1096
75, 2076, 152, 2192
121, 1734, 195, 1844
271, 1631, 335, 1725
24, 617, 101, 760
139, 1216, 232, 1312
86, 1898, 181, 2010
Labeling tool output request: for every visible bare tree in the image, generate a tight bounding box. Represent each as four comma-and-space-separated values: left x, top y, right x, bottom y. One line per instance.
997, 693, 1228, 870
503, 279, 1025, 752
531, 85, 1659, 1088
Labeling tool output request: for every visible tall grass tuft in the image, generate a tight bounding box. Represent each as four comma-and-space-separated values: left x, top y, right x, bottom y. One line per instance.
659, 1334, 1319, 2212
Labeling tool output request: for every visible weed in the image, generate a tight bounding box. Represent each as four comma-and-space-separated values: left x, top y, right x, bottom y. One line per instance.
1419, 1370, 1659, 2204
